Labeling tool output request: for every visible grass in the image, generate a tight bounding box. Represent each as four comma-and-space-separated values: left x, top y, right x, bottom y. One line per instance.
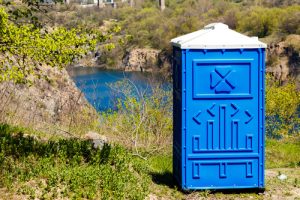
0, 123, 299, 199
144, 138, 300, 199
0, 124, 150, 199
266, 138, 300, 168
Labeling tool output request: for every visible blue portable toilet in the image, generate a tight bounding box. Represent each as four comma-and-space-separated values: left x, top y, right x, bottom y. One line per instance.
171, 23, 267, 190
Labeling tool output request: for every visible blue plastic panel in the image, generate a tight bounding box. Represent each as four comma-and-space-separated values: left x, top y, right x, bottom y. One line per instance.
192, 59, 253, 99
172, 47, 183, 185
172, 48, 265, 190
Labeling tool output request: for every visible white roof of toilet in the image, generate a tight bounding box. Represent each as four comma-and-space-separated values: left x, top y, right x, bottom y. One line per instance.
171, 23, 267, 49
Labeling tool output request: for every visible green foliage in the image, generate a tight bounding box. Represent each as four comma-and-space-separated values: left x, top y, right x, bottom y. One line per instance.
237, 6, 300, 37
43, 1, 300, 68
101, 79, 173, 154
237, 7, 281, 37
266, 139, 300, 168
0, 4, 117, 83
0, 123, 150, 199
266, 75, 300, 137
279, 11, 300, 34
114, 2, 300, 48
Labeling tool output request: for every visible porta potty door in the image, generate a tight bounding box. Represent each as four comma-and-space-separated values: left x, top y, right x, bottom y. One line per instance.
185, 49, 264, 189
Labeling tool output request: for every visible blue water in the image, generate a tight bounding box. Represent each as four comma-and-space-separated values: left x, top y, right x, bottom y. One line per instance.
68, 67, 170, 111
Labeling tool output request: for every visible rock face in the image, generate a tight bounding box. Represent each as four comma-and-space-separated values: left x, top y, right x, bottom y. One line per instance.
266, 41, 290, 81
266, 35, 300, 85
121, 43, 299, 84
123, 48, 161, 72
0, 65, 97, 135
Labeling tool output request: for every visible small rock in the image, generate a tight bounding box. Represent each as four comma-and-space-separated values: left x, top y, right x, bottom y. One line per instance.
46, 92, 51, 97
148, 194, 158, 200
84, 131, 108, 149
278, 174, 287, 180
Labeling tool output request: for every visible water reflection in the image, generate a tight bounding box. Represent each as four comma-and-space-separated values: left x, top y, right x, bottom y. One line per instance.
68, 67, 171, 111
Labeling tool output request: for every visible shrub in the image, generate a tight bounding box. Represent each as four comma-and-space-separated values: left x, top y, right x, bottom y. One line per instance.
223, 8, 239, 29
266, 75, 300, 138
237, 5, 300, 37
280, 11, 300, 34
237, 7, 280, 37
100, 79, 173, 154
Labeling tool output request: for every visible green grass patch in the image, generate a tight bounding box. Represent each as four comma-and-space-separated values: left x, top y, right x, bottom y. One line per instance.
266, 138, 300, 168
0, 124, 150, 199
148, 154, 172, 174
146, 139, 300, 173
147, 154, 174, 188
1, 123, 300, 199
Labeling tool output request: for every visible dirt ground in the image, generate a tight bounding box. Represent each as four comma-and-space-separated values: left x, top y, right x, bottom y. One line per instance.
149, 168, 300, 200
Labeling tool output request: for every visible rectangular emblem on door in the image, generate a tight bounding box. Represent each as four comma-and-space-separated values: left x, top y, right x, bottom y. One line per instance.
189, 159, 258, 186
192, 59, 253, 99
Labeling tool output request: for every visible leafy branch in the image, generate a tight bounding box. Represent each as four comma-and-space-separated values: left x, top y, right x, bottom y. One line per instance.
0, 4, 119, 83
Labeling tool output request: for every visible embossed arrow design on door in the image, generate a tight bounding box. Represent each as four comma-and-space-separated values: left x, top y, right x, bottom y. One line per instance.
193, 111, 202, 124
230, 103, 239, 117
245, 110, 253, 124
207, 103, 216, 117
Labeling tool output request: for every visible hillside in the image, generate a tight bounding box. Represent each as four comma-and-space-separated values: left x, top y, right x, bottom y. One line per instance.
42, 0, 300, 83
0, 65, 98, 137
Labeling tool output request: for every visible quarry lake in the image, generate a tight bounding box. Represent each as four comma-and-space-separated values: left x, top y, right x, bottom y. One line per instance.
68, 67, 171, 111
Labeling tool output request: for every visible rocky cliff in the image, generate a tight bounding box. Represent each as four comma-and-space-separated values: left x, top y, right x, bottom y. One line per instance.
122, 48, 160, 72
121, 48, 171, 74
266, 35, 300, 85
122, 38, 299, 85
0, 65, 97, 136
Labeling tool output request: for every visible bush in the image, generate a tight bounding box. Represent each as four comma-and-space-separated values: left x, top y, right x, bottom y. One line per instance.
100, 79, 173, 154
237, 7, 280, 37
38, 1, 300, 69
237, 5, 300, 37
266, 75, 300, 138
280, 11, 300, 34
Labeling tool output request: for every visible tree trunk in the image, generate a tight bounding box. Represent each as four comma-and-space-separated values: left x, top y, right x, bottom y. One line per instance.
159, 0, 165, 11
130, 0, 134, 7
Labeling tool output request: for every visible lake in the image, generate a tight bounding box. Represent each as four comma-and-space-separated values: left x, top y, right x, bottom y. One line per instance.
68, 67, 171, 111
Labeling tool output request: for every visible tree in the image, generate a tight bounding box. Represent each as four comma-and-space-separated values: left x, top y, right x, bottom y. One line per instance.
0, 0, 118, 83
159, 0, 165, 11
130, 0, 134, 7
